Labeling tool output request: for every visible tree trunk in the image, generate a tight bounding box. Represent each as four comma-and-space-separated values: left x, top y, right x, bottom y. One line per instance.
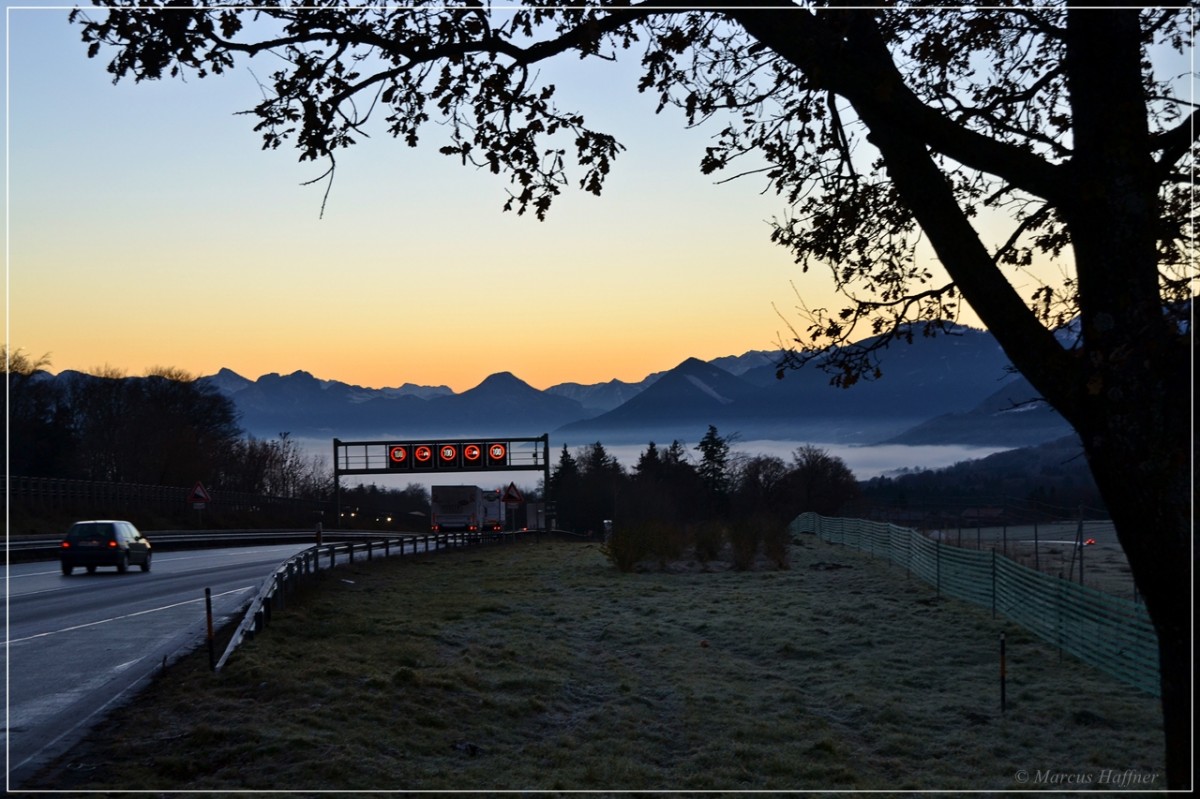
1059, 10, 1194, 787
1081, 399, 1193, 790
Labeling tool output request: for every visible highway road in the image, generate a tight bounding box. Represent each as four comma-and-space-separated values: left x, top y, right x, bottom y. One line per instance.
6, 543, 313, 789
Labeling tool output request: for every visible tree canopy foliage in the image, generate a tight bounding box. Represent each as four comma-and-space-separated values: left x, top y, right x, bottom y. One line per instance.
68, 2, 1195, 786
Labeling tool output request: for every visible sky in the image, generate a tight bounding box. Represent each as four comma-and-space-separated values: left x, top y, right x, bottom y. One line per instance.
3, 7, 1188, 395
4, 5, 838, 393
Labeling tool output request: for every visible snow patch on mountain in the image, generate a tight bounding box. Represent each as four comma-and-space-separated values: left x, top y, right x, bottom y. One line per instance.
685, 375, 736, 404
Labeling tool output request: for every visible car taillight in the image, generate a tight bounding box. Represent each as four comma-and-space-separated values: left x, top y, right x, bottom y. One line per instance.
60, 542, 70, 548
108, 540, 117, 548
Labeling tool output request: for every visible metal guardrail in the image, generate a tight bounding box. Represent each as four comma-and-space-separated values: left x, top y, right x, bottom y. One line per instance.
5, 528, 431, 560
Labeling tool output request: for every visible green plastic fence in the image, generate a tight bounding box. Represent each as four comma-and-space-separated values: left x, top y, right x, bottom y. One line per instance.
790, 512, 1160, 696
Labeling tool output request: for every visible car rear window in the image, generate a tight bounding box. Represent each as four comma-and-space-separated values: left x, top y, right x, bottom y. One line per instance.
67, 523, 116, 542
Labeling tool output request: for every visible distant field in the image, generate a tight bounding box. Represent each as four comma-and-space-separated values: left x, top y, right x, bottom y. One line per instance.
926, 521, 1137, 602
27, 534, 1164, 792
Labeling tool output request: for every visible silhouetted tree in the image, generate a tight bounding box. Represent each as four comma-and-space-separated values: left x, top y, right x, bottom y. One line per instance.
2, 348, 73, 477
572, 442, 625, 534
547, 444, 582, 529
136, 367, 242, 485
782, 445, 860, 517
633, 441, 662, 478
732, 454, 790, 518
695, 424, 732, 514
65, 366, 141, 482
72, 6, 1195, 781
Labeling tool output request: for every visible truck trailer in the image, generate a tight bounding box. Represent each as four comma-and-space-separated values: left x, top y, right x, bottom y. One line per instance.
430, 485, 485, 533
482, 489, 504, 532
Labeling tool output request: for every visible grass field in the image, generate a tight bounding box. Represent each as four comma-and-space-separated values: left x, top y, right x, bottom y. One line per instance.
26, 533, 1165, 792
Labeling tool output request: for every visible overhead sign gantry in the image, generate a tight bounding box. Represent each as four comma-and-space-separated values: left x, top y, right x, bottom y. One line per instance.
332, 434, 551, 522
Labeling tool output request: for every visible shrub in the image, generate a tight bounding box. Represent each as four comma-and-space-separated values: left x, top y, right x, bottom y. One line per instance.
692, 520, 725, 564
649, 521, 689, 569
761, 516, 791, 570
728, 518, 762, 571
601, 522, 652, 572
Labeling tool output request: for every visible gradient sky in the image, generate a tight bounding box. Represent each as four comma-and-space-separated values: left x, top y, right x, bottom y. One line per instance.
5, 6, 830, 392
8, 7, 1172, 394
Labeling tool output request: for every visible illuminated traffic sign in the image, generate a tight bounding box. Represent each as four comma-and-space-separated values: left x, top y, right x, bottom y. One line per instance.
438, 443, 460, 468
414, 445, 435, 469
487, 442, 508, 467
387, 445, 409, 469
464, 443, 483, 463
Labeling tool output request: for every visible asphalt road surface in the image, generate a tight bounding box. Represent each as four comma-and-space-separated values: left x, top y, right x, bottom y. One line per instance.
6, 543, 312, 788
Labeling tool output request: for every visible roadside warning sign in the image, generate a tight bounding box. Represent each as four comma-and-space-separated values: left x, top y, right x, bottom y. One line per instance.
502, 482, 524, 507
189, 482, 211, 509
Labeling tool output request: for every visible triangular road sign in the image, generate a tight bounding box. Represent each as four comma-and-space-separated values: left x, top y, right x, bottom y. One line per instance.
502, 482, 524, 504
189, 482, 212, 503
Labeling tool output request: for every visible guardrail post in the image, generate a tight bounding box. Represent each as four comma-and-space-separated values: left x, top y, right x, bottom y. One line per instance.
367, 540, 373, 561
205, 588, 215, 672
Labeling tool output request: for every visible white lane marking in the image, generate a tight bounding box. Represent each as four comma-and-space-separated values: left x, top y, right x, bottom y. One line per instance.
7, 585, 254, 644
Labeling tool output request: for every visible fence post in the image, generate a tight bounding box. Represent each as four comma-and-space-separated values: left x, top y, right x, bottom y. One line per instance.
905, 528, 911, 579
936, 539, 942, 599
1000, 633, 1007, 713
1034, 520, 1040, 573
991, 549, 996, 619
1057, 571, 1064, 662
1076, 511, 1085, 586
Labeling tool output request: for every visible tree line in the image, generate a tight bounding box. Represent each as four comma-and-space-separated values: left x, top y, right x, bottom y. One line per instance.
4, 348, 328, 503
547, 425, 859, 536
854, 436, 1107, 527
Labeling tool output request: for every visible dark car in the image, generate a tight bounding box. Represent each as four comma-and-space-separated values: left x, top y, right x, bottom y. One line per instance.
60, 520, 152, 575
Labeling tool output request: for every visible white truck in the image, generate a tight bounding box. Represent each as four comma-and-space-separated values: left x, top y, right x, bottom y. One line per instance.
482, 489, 504, 532
430, 485, 485, 533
